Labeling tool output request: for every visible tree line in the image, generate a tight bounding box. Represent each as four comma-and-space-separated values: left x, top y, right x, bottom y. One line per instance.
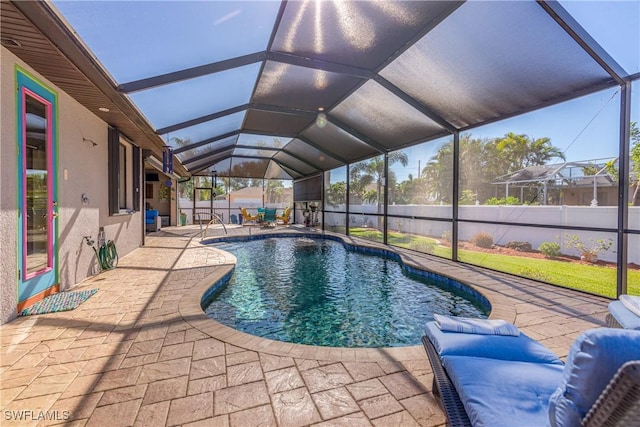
330, 123, 640, 207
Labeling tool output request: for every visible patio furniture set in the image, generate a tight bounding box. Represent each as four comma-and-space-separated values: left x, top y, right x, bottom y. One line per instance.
240, 207, 291, 227
422, 297, 640, 427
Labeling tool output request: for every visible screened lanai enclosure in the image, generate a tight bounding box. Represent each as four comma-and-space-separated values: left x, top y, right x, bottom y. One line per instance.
5, 1, 638, 298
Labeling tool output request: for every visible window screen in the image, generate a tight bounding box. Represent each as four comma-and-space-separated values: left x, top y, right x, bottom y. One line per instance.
294, 175, 322, 201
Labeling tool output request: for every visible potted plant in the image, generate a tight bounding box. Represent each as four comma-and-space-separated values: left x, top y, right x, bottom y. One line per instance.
303, 208, 311, 227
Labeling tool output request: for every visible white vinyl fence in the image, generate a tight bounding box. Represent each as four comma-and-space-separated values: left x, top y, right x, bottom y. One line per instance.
325, 205, 640, 263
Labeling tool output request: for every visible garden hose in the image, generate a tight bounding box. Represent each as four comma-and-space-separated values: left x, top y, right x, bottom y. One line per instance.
84, 236, 118, 271
98, 240, 118, 270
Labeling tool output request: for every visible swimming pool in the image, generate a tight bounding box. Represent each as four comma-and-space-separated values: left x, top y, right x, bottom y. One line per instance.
202, 236, 489, 348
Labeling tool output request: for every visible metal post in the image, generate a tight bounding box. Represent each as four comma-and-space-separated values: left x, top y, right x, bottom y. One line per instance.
617, 82, 631, 296
210, 174, 214, 220
346, 164, 350, 236
383, 153, 389, 245
321, 171, 326, 231
452, 131, 460, 262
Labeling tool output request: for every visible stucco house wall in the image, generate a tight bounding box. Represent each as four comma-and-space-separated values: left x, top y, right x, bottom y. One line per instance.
0, 48, 19, 324
1, 47, 143, 324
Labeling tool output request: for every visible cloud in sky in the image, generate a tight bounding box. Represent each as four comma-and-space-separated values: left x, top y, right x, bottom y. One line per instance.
214, 9, 242, 26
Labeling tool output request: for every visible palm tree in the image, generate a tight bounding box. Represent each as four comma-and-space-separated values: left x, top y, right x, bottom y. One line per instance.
349, 162, 374, 204
423, 142, 453, 203
361, 152, 408, 229
265, 179, 285, 204
495, 132, 566, 171
460, 135, 489, 202
393, 174, 429, 204
424, 133, 564, 205
368, 153, 408, 205
423, 135, 487, 203
326, 181, 346, 207
348, 153, 408, 231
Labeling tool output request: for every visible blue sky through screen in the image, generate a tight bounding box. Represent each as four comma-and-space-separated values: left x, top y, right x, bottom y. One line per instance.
53, 0, 280, 82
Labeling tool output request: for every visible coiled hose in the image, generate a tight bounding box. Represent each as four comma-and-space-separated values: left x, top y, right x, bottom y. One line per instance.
84, 236, 118, 271
98, 240, 118, 270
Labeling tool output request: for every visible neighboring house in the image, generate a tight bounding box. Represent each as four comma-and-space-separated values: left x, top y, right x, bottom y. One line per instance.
229, 186, 265, 207
230, 185, 293, 207
491, 160, 636, 206
0, 2, 184, 324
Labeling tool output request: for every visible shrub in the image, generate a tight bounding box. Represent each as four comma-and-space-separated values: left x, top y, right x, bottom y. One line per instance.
484, 196, 521, 205
441, 230, 452, 243
471, 232, 494, 248
506, 241, 532, 252
538, 242, 561, 258
564, 234, 613, 263
459, 189, 477, 205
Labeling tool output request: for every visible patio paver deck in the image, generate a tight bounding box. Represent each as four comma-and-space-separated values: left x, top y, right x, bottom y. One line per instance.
0, 225, 610, 426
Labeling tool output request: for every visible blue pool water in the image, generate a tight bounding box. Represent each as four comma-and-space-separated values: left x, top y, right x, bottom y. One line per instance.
203, 237, 489, 348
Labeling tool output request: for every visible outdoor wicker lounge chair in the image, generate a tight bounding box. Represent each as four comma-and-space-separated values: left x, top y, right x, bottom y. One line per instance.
422, 320, 640, 427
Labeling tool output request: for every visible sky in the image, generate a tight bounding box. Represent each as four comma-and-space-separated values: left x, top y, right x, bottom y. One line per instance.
51, 0, 640, 184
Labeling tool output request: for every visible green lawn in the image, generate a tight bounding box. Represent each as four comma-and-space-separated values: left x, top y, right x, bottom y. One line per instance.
348, 228, 639, 298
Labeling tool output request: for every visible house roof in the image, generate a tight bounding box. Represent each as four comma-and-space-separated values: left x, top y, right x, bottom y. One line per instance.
2, 1, 637, 180
231, 186, 264, 197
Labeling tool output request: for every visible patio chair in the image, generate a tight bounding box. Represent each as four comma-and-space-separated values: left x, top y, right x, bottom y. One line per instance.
607, 295, 640, 330
239, 207, 260, 225
145, 209, 160, 232
276, 207, 291, 224
422, 316, 640, 427
262, 208, 277, 227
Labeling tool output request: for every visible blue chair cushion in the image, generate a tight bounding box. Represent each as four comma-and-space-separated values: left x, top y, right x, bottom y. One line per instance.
548, 328, 640, 427
425, 321, 563, 364
442, 355, 563, 427
608, 300, 640, 330
146, 210, 159, 224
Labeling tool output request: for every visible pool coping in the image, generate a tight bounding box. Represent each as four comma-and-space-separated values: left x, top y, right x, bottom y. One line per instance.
178, 228, 517, 362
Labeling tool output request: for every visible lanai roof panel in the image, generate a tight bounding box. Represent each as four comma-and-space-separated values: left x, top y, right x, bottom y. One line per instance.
271, 1, 463, 70
380, 0, 618, 129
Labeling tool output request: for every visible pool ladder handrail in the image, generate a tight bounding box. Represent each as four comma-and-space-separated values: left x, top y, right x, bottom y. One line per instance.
199, 213, 227, 240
